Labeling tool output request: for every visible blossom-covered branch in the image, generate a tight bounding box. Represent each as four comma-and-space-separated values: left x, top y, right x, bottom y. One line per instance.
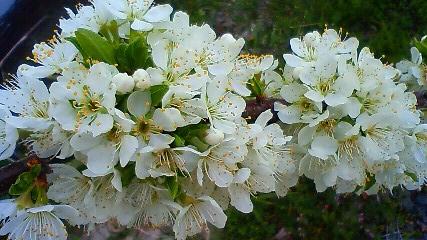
0, 1, 426, 240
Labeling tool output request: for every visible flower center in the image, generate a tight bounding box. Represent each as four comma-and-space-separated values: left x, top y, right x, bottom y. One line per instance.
107, 124, 123, 143
132, 118, 162, 140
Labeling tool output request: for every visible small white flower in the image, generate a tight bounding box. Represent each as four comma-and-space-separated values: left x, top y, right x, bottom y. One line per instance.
148, 39, 207, 98
195, 139, 247, 187
0, 205, 81, 240
18, 41, 78, 78
203, 90, 246, 134
49, 62, 118, 136
0, 109, 18, 160
173, 196, 227, 240
135, 134, 199, 178
283, 29, 358, 68
70, 109, 138, 174
357, 113, 405, 163
397, 47, 426, 87
118, 181, 181, 228
59, 1, 112, 37
0, 75, 51, 131
299, 55, 357, 106
105, 0, 172, 31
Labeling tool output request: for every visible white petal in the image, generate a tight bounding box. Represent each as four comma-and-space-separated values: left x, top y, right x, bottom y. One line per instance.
229, 185, 253, 213
127, 90, 151, 117
143, 4, 173, 23
283, 54, 305, 68
254, 110, 273, 128
119, 135, 139, 167
131, 19, 153, 31
308, 136, 338, 160
86, 144, 116, 174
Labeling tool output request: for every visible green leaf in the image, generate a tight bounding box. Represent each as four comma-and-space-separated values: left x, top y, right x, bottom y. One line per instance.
115, 44, 131, 73
65, 37, 88, 60
165, 177, 181, 200
405, 171, 418, 182
99, 21, 120, 45
9, 164, 41, 196
126, 36, 152, 71
172, 134, 186, 147
149, 85, 169, 107
75, 28, 117, 64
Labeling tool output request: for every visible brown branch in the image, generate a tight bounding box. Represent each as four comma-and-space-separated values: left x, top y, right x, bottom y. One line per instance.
0, 156, 50, 195
0, 92, 426, 195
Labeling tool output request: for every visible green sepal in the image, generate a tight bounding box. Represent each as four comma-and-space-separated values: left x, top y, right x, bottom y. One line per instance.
165, 177, 181, 200
31, 185, 49, 205
9, 164, 41, 196
172, 134, 186, 147
117, 163, 136, 188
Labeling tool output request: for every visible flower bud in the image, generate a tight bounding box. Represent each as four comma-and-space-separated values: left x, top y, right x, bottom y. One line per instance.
204, 128, 225, 145
112, 73, 135, 94
133, 69, 151, 90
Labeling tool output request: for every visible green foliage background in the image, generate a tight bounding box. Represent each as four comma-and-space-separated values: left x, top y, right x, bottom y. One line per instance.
153, 0, 427, 239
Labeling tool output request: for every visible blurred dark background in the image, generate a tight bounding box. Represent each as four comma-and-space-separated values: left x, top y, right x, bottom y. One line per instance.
2, 0, 427, 239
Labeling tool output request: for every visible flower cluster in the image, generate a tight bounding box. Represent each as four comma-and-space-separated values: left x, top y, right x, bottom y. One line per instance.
274, 29, 426, 193
0, 1, 295, 239
0, 1, 426, 239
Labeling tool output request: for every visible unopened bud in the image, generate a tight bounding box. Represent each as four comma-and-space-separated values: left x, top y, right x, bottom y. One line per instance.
112, 73, 135, 94
133, 69, 151, 90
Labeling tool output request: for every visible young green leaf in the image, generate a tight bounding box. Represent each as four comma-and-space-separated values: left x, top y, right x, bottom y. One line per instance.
149, 85, 169, 107
9, 164, 41, 196
99, 21, 120, 45
75, 28, 117, 65
126, 36, 151, 71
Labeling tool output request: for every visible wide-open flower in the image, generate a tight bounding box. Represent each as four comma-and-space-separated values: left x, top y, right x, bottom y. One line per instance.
283, 29, 358, 68
148, 39, 207, 98
118, 180, 181, 228
195, 138, 247, 187
50, 62, 118, 136
70, 109, 138, 174
203, 89, 246, 134
397, 47, 426, 87
18, 40, 78, 78
0, 109, 18, 160
47, 164, 93, 217
0, 75, 51, 131
24, 123, 74, 159
104, 0, 172, 31
173, 196, 226, 240
59, 0, 112, 37
0, 205, 81, 240
357, 113, 405, 163
135, 134, 198, 178
299, 55, 357, 106
274, 82, 325, 125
